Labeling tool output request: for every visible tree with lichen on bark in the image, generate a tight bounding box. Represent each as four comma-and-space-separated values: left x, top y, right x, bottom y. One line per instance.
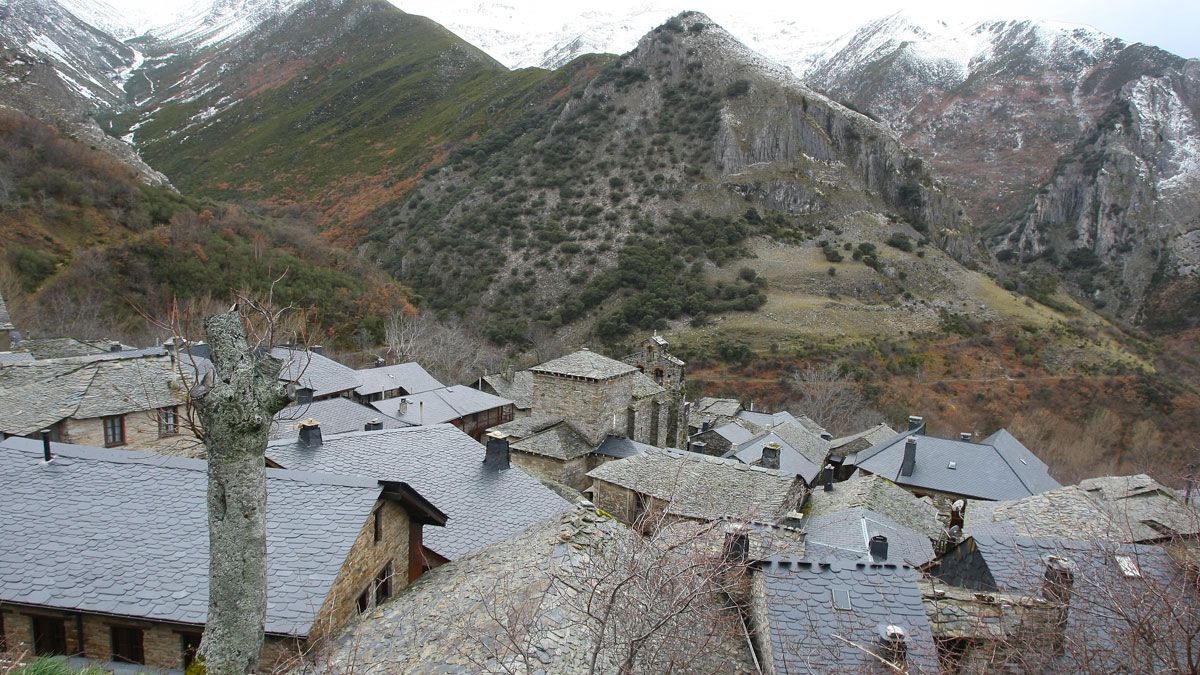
190, 310, 291, 674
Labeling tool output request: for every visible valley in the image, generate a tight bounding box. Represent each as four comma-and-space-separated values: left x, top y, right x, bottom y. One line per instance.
0, 0, 1196, 482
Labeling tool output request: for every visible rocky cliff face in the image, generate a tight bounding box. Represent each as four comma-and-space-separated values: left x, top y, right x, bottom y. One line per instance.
803, 13, 1197, 326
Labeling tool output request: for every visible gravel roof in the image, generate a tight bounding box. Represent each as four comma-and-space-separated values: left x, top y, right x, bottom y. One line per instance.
849, 429, 1060, 500
353, 362, 443, 397
587, 448, 806, 522
804, 472, 945, 540
755, 557, 939, 673
0, 437, 391, 637
0, 354, 187, 436
531, 349, 637, 380
370, 386, 512, 425
267, 425, 570, 559
271, 398, 408, 441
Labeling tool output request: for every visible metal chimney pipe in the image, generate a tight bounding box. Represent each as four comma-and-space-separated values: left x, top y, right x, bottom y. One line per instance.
40, 429, 52, 462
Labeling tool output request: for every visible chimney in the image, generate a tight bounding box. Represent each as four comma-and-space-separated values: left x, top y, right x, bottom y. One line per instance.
820, 431, 833, 441
418, 400, 424, 425
310, 345, 324, 356
295, 387, 314, 405
822, 464, 835, 491
869, 534, 889, 561
1042, 555, 1075, 652
761, 442, 782, 470
690, 440, 706, 455
40, 429, 52, 462
298, 419, 322, 448
108, 341, 122, 352
364, 418, 384, 431
900, 436, 917, 477
701, 420, 711, 433
907, 415, 924, 432
374, 356, 385, 368
959, 432, 972, 441
398, 398, 409, 416
723, 524, 749, 565
484, 434, 510, 470
881, 625, 907, 667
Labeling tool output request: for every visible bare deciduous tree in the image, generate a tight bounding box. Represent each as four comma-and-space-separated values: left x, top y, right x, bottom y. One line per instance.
786, 363, 884, 437
383, 310, 503, 385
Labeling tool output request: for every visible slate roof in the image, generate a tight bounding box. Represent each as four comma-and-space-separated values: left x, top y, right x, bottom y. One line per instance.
710, 420, 757, 445
830, 423, 898, 457
270, 398, 408, 441
694, 397, 743, 419
320, 508, 754, 673
848, 429, 1060, 500
0, 351, 34, 363
755, 557, 940, 674
736, 409, 798, 429
511, 421, 592, 460
0, 437, 399, 637
488, 413, 563, 440
1078, 474, 1200, 540
370, 386, 512, 425
803, 473, 944, 540
14, 338, 133, 359
0, 291, 14, 330
587, 448, 806, 522
803, 507, 937, 566
593, 434, 662, 459
480, 370, 533, 409
271, 347, 361, 398
266, 425, 570, 559
936, 533, 1196, 671
353, 362, 442, 398
963, 485, 1136, 542
628, 370, 667, 398
730, 427, 824, 484
0, 354, 188, 436
530, 349, 637, 380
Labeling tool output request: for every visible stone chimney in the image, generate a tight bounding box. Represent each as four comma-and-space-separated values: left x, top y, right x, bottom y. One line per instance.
900, 437, 917, 477
723, 524, 749, 565
295, 387, 314, 405
109, 341, 122, 352
869, 534, 888, 561
310, 345, 324, 356
959, 432, 972, 441
398, 398, 409, 416
907, 415, 924, 432
690, 440, 707, 455
484, 433, 510, 471
364, 418, 384, 431
374, 356, 385, 368
1042, 556, 1076, 653
822, 464, 835, 492
298, 419, 322, 448
761, 442, 782, 470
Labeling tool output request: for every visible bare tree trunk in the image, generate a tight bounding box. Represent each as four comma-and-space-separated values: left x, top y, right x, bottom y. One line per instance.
194, 311, 290, 674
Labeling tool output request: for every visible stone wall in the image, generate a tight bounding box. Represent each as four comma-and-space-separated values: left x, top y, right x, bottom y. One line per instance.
62, 408, 202, 456
309, 498, 413, 643
591, 480, 637, 523
511, 450, 591, 492
0, 605, 298, 671
531, 371, 671, 447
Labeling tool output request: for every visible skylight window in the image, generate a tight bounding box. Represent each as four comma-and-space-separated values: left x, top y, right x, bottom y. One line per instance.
1114, 554, 1142, 577
832, 588, 852, 611
947, 461, 957, 470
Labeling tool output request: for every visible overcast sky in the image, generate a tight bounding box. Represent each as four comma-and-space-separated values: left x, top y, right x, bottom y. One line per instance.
105, 0, 1198, 58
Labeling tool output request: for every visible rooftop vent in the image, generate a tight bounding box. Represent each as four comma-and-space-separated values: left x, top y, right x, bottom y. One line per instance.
374, 356, 385, 368
295, 387, 314, 405
900, 437, 917, 477
959, 432, 972, 441
298, 419, 322, 448
40, 429, 52, 462
484, 433, 510, 471
310, 345, 324, 356
869, 534, 888, 561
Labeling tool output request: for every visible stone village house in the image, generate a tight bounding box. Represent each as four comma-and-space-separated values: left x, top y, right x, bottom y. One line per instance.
0, 436, 446, 672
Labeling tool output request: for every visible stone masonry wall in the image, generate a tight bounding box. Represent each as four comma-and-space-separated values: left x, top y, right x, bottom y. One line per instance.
511, 451, 591, 492
591, 480, 636, 523
63, 408, 202, 456
308, 498, 412, 644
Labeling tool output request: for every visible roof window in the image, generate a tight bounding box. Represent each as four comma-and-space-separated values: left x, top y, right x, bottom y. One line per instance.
1114, 554, 1142, 577
947, 461, 957, 470
832, 587, 852, 611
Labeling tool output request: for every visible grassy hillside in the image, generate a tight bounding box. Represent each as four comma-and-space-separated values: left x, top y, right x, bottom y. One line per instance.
0, 107, 408, 346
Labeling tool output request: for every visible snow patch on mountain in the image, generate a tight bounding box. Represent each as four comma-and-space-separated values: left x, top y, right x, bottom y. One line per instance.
150, 0, 311, 51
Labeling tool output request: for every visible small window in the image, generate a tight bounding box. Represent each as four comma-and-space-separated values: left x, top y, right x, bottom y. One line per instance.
158, 406, 180, 437
1115, 554, 1142, 577
375, 562, 393, 605
180, 632, 203, 669
373, 506, 383, 544
111, 625, 145, 664
357, 589, 371, 613
103, 415, 126, 447
31, 615, 66, 656
832, 588, 852, 611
